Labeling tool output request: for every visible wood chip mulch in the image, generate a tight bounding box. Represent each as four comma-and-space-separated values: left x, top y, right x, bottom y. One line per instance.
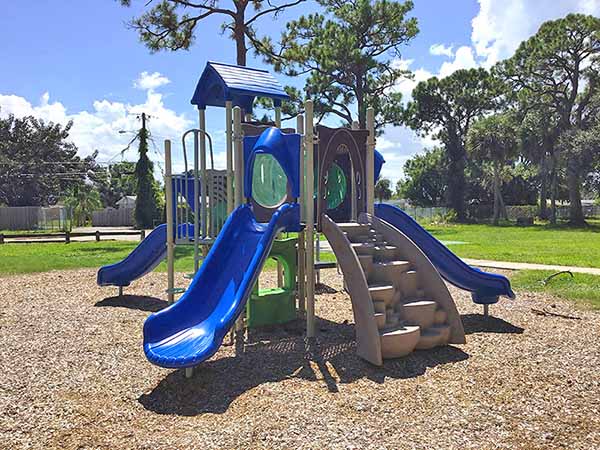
0, 268, 599, 449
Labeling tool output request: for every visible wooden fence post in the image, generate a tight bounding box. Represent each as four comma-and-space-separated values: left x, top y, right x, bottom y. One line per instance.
140, 230, 146, 241
0, 234, 4, 245
95, 230, 100, 242
65, 232, 70, 244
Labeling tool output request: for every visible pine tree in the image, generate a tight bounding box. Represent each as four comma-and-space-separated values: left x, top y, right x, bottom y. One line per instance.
134, 113, 159, 229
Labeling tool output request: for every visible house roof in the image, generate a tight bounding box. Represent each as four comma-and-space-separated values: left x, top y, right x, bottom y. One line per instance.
116, 195, 136, 204
190, 61, 290, 112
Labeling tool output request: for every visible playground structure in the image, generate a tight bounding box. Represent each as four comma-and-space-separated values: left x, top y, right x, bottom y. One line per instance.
98, 61, 515, 374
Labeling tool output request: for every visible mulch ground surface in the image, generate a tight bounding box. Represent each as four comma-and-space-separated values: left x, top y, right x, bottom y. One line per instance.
0, 269, 598, 449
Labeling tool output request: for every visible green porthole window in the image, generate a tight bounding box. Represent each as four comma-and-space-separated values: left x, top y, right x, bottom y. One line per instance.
252, 154, 288, 208
315, 163, 348, 210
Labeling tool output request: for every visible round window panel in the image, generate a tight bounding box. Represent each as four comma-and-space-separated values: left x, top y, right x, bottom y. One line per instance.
252, 154, 288, 209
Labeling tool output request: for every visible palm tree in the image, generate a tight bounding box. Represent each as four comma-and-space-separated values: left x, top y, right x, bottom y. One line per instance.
467, 114, 518, 224
63, 184, 102, 227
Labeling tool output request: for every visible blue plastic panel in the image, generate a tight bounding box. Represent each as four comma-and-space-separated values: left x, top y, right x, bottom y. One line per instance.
374, 203, 515, 303
191, 62, 290, 112
374, 149, 385, 182
244, 128, 301, 199
143, 202, 300, 369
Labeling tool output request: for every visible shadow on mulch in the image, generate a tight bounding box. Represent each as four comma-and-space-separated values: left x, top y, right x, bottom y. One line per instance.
138, 317, 468, 416
315, 283, 338, 294
461, 313, 524, 335
95, 295, 168, 313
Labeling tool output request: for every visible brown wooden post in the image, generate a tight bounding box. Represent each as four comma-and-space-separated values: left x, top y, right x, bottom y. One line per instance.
140, 230, 146, 241
0, 234, 4, 245
95, 230, 100, 242
65, 232, 70, 244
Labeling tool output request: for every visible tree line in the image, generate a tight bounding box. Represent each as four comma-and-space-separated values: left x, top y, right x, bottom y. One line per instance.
122, 1, 600, 225
400, 14, 600, 225
0, 113, 162, 228
2, 2, 597, 229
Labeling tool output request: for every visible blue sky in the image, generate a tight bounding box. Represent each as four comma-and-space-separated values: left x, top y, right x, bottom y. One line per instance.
1, 0, 599, 182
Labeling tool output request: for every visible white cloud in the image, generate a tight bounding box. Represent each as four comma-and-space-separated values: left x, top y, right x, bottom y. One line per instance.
429, 43, 454, 58
375, 127, 439, 184
0, 74, 192, 171
472, 0, 600, 66
390, 59, 433, 102
438, 46, 478, 78
134, 71, 171, 91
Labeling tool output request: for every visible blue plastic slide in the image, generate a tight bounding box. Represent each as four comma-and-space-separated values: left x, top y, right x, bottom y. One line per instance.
143, 202, 300, 369
97, 223, 193, 287
374, 203, 515, 304
97, 224, 169, 287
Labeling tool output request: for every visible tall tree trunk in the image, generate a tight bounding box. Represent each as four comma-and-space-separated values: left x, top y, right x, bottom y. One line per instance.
566, 160, 586, 225
549, 153, 557, 225
234, 6, 247, 66
492, 162, 500, 225
538, 154, 548, 220
447, 145, 466, 222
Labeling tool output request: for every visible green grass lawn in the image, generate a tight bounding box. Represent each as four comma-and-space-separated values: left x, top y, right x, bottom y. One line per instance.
427, 220, 600, 269
0, 240, 336, 276
511, 270, 600, 310
2, 220, 600, 309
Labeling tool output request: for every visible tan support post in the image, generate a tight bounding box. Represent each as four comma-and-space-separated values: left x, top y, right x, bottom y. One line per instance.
226, 101, 234, 215
233, 106, 243, 209
165, 140, 175, 304
305, 101, 316, 338
234, 106, 245, 334
351, 120, 359, 221
366, 107, 375, 215
275, 106, 282, 128
296, 113, 306, 314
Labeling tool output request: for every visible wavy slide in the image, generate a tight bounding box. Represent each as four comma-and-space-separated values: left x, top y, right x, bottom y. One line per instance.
143, 202, 300, 369
97, 224, 169, 288
97, 223, 193, 288
374, 203, 515, 304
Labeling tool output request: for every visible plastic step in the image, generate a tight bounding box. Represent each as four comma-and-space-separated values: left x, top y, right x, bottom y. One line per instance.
434, 308, 447, 325
338, 223, 371, 238
380, 325, 421, 359
351, 242, 375, 256
373, 245, 398, 261
401, 300, 437, 329
399, 270, 419, 298
368, 283, 395, 305
415, 324, 451, 350
358, 254, 374, 277
370, 260, 411, 284
373, 300, 386, 314
385, 310, 400, 327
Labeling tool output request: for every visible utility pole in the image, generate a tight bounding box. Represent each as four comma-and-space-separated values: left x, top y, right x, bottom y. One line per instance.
141, 112, 147, 133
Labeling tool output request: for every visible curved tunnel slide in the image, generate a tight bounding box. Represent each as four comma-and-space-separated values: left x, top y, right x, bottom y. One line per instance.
143, 202, 300, 369
374, 203, 515, 304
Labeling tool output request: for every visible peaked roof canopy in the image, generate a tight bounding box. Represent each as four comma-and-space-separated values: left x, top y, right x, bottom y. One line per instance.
191, 62, 290, 112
